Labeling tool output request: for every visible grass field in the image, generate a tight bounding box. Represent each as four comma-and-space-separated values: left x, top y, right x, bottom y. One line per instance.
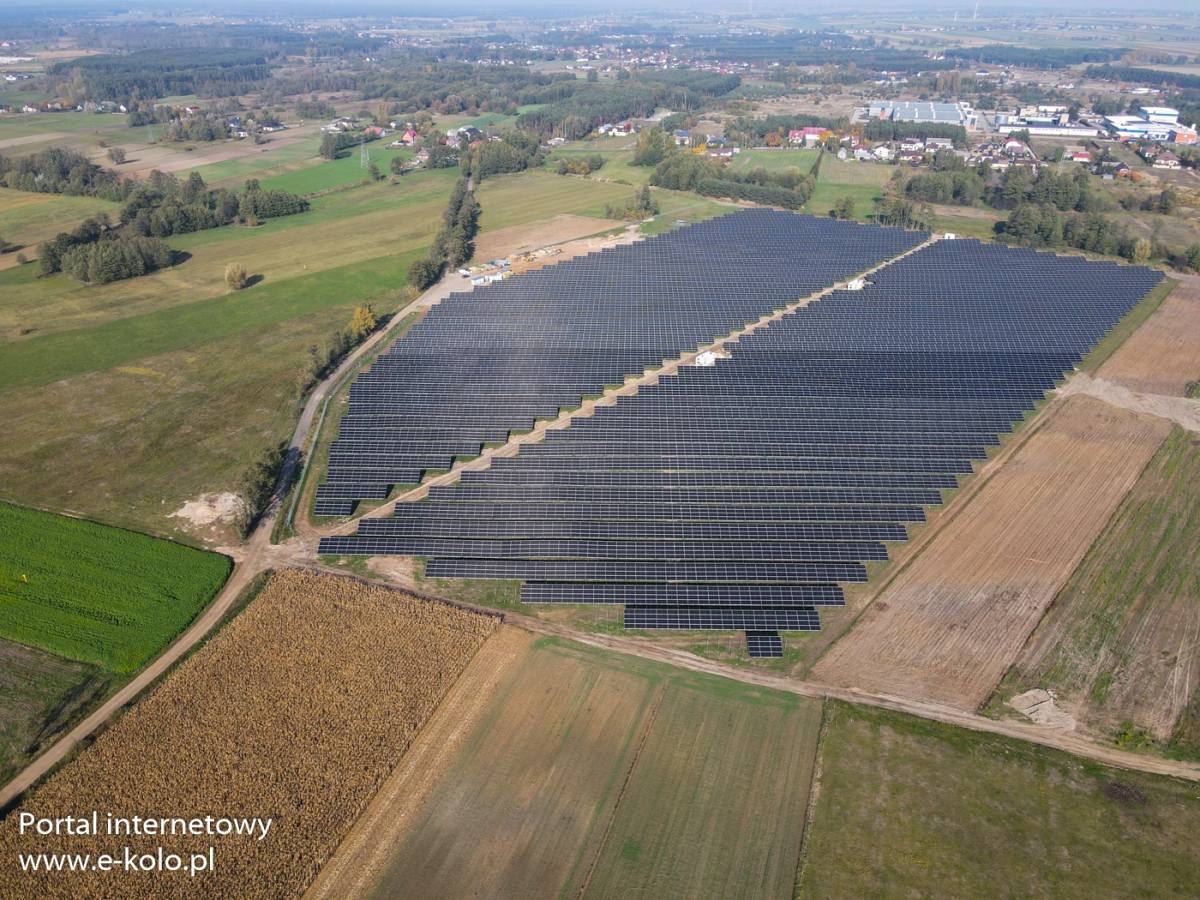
991, 426, 1200, 743
728, 148, 819, 174
797, 701, 1200, 899
0, 637, 118, 786
173, 134, 325, 187
0, 247, 426, 392
0, 502, 230, 672
0, 188, 121, 251
257, 147, 414, 195
370, 636, 820, 900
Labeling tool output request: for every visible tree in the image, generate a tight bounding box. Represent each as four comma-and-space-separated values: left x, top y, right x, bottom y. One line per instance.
106, 147, 127, 165
367, 162, 381, 181
586, 68, 599, 83
407, 258, 442, 290
1130, 238, 1152, 264
225, 261, 248, 291
349, 305, 377, 338
390, 156, 407, 175
832, 196, 856, 219
319, 133, 342, 160
1187, 242, 1200, 271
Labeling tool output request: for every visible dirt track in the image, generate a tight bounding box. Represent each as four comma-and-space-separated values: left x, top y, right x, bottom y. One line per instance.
811, 395, 1172, 709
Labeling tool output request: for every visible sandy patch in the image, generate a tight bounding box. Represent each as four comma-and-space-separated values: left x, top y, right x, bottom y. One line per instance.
472, 214, 620, 262
1093, 278, 1200, 396
169, 492, 246, 527
1007, 689, 1077, 732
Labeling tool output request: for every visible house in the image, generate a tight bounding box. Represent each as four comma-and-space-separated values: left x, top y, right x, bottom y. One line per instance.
674, 130, 692, 146
898, 150, 924, 164
872, 145, 893, 160
323, 117, 355, 133
363, 125, 384, 137
21, 103, 38, 113
854, 148, 874, 162
925, 137, 954, 151
1152, 151, 1181, 169
788, 126, 829, 147
1070, 151, 1092, 163
1002, 138, 1033, 157
898, 139, 925, 153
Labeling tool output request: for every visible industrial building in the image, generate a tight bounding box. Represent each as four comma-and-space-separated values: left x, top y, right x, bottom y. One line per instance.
1105, 107, 1198, 143
866, 101, 978, 132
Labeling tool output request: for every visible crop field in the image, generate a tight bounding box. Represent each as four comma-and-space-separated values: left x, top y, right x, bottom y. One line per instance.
0, 502, 230, 671
813, 396, 1173, 709
728, 149, 819, 173
797, 701, 1200, 899
1089, 279, 1200, 395
993, 427, 1200, 742
0, 637, 117, 786
0, 570, 499, 900
257, 148, 414, 195
368, 637, 820, 900
473, 170, 634, 229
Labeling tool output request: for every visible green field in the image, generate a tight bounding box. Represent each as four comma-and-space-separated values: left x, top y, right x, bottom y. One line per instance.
371, 636, 820, 900
805, 182, 886, 219
798, 701, 1200, 899
0, 247, 425, 392
0, 637, 117, 785
173, 134, 325, 187
990, 426, 1200, 749
258, 147, 414, 195
0, 502, 230, 672
0, 188, 122, 255
728, 148, 819, 174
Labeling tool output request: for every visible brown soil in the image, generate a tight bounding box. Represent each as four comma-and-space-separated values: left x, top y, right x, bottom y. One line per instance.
470, 214, 622, 263
303, 626, 533, 900
1094, 276, 1200, 396
812, 396, 1172, 709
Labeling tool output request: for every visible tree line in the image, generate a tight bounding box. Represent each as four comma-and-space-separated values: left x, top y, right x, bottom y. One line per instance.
407, 178, 481, 290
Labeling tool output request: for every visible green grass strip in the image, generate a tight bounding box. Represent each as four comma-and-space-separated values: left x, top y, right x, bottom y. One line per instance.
0, 502, 231, 673
0, 247, 425, 393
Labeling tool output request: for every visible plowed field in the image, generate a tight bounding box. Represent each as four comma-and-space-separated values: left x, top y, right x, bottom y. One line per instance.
813, 396, 1172, 709
1093, 277, 1200, 396
995, 426, 1200, 741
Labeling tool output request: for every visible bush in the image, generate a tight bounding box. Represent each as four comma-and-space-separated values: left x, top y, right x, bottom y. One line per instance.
225, 262, 248, 291
237, 441, 287, 536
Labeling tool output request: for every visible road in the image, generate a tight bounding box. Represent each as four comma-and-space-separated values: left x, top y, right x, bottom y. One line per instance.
5, 236, 1199, 813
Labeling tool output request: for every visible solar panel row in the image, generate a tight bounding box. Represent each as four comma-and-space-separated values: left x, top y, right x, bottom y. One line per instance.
319, 222, 1161, 656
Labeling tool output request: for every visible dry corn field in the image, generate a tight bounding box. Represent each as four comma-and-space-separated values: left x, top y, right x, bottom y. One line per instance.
0, 569, 499, 900
813, 396, 1172, 709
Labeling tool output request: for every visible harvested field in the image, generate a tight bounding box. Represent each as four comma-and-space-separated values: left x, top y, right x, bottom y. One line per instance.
993, 427, 1200, 741
368, 638, 821, 900
813, 396, 1172, 709
470, 214, 619, 262
797, 701, 1200, 900
0, 570, 498, 900
1092, 277, 1200, 396
304, 626, 534, 900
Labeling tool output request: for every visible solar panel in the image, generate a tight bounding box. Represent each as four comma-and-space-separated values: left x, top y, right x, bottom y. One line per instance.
319, 224, 1162, 652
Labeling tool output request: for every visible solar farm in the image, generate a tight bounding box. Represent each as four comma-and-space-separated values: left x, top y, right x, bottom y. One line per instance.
317, 212, 1162, 658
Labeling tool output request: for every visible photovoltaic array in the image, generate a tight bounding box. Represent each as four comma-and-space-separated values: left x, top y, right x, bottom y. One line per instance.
320, 231, 1161, 659
313, 210, 926, 515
